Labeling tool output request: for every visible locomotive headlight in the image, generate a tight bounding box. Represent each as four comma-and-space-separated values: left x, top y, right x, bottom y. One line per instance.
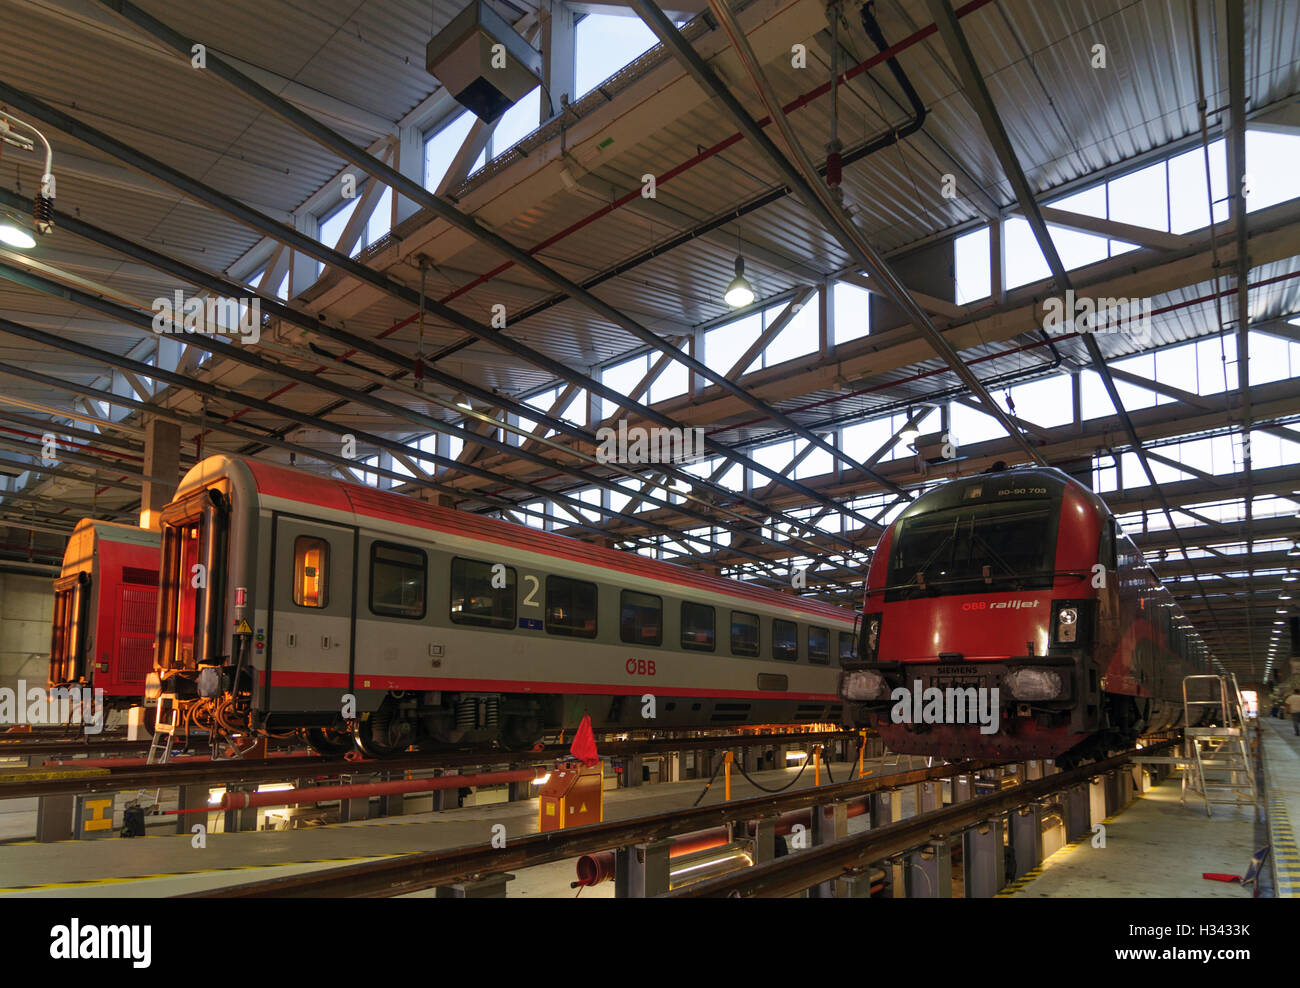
840, 669, 885, 701
1055, 606, 1078, 643
1004, 667, 1063, 701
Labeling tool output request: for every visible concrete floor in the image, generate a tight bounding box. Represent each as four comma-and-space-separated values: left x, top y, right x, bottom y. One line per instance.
998, 772, 1257, 898
0, 756, 882, 897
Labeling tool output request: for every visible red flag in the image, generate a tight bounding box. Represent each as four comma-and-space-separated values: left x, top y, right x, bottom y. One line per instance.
569, 714, 599, 766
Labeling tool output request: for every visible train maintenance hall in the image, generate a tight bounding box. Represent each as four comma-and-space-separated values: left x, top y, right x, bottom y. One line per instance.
0, 0, 1295, 930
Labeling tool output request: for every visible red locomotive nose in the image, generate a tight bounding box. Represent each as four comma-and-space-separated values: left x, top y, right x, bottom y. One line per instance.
846, 468, 1206, 765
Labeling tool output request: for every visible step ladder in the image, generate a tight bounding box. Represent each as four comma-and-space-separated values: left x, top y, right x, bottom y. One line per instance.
1180, 673, 1259, 818
133, 694, 181, 812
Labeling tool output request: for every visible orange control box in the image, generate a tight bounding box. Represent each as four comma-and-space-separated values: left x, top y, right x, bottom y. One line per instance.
538, 760, 604, 832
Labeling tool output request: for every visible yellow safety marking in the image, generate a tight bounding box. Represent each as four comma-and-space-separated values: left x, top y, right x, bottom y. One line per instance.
0, 853, 413, 893
0, 767, 111, 781
1268, 795, 1300, 898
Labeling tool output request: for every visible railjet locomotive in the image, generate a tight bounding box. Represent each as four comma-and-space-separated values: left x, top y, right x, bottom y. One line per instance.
48, 519, 160, 708
149, 456, 852, 755
839, 466, 1209, 765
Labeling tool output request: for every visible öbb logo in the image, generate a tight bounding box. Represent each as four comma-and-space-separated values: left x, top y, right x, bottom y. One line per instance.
626, 658, 657, 676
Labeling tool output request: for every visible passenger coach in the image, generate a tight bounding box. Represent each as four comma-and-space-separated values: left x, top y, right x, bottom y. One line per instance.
150, 456, 852, 755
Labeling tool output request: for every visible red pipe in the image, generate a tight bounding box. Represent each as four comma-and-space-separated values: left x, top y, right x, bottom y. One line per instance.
216, 768, 542, 810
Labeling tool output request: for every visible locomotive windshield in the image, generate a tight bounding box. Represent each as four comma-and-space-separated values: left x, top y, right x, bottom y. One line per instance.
885, 496, 1058, 601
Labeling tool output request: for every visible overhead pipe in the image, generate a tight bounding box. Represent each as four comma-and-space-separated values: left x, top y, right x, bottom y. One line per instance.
91, 0, 912, 505
633, 0, 1048, 469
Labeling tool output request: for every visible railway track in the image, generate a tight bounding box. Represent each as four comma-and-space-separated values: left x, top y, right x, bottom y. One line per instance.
181, 757, 993, 897
179, 739, 1173, 898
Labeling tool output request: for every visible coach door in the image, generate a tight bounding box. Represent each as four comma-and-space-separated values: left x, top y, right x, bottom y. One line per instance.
268, 515, 355, 708
49, 572, 89, 685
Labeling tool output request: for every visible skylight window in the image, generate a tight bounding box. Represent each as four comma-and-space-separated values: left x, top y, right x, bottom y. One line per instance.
574, 11, 659, 99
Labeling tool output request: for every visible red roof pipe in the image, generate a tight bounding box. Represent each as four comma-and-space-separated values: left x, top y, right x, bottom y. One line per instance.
185, 767, 545, 812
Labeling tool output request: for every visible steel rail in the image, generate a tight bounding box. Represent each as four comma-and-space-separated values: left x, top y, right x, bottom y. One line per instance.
181, 758, 992, 897
664, 738, 1177, 897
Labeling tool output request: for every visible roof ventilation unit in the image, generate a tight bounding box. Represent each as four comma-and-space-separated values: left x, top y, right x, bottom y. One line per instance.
425, 1, 543, 125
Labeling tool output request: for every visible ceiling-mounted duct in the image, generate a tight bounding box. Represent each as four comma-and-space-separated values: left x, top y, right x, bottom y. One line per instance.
425, 1, 543, 124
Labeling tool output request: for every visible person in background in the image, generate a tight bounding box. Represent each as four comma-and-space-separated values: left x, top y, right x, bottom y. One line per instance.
1285, 689, 1300, 737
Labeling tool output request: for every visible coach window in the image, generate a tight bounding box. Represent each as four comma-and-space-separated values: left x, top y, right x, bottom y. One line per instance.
837, 631, 856, 663
546, 576, 598, 638
808, 626, 830, 664
730, 611, 759, 656
450, 557, 515, 629
681, 602, 715, 651
772, 619, 798, 661
293, 536, 329, 608
621, 590, 662, 645
370, 542, 426, 619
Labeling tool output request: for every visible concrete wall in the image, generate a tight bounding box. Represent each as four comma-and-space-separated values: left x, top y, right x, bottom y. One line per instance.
0, 572, 53, 697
